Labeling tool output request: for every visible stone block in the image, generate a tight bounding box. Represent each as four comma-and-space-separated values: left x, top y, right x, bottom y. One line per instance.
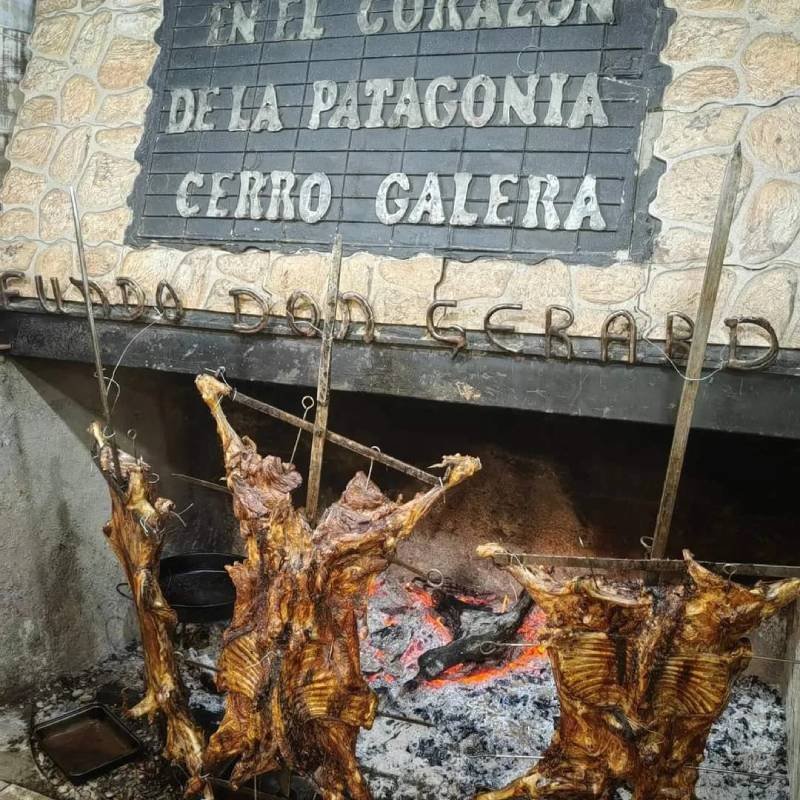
739, 180, 800, 264
749, 0, 800, 23
19, 57, 69, 96
663, 66, 739, 111
95, 126, 144, 157
97, 37, 158, 91
36, 241, 76, 281
653, 227, 716, 263
0, 241, 39, 271
733, 265, 797, 336
574, 262, 646, 304
218, 251, 271, 284
86, 244, 122, 276
747, 100, 800, 173
114, 9, 161, 38
39, 189, 72, 240
120, 247, 182, 297
31, 14, 78, 58
61, 74, 98, 124
37, 0, 78, 14
741, 34, 800, 103
7, 128, 57, 168
71, 10, 113, 70
505, 260, 572, 333
49, 126, 91, 184
0, 210, 36, 238
652, 153, 751, 226
77, 152, 139, 211
663, 16, 747, 63
434, 259, 516, 330
654, 106, 747, 160
16, 97, 58, 128
170, 249, 218, 309
96, 88, 152, 125
0, 169, 46, 206
368, 254, 443, 326
81, 206, 132, 243
667, 0, 744, 9
643, 266, 736, 339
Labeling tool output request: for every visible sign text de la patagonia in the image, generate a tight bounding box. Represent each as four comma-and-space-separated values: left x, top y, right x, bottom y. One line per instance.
130, 0, 671, 260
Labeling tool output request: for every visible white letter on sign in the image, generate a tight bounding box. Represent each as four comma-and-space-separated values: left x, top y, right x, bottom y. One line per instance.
485, 174, 519, 226
167, 88, 195, 133
425, 76, 458, 128
309, 81, 338, 129
376, 173, 410, 224
299, 173, 332, 223
567, 72, 608, 128
251, 85, 283, 132
177, 172, 204, 217
429, 0, 463, 30
365, 79, 394, 128
461, 75, 497, 128
465, 0, 502, 28
564, 175, 606, 230
393, 0, 424, 32
358, 0, 385, 33
409, 173, 446, 225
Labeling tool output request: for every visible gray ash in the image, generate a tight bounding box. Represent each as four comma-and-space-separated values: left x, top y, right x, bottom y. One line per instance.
21, 576, 791, 800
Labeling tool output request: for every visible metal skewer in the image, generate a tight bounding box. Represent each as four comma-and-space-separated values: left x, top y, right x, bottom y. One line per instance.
306, 235, 343, 523
490, 552, 800, 580
651, 145, 743, 561
70, 187, 123, 484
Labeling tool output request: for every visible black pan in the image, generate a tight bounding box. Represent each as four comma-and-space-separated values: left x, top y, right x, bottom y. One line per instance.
158, 552, 238, 624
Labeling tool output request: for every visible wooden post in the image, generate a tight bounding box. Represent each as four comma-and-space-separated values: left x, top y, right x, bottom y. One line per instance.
650, 144, 743, 559
305, 235, 343, 523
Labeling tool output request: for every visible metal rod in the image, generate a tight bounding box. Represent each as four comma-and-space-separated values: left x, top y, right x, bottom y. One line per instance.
651, 144, 743, 560
231, 389, 438, 486
306, 235, 343, 523
70, 187, 123, 484
376, 711, 435, 728
491, 552, 800, 580
172, 473, 232, 495
467, 754, 781, 781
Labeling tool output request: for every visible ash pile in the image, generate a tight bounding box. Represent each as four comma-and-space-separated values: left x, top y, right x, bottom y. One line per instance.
356, 571, 792, 800
22, 572, 791, 800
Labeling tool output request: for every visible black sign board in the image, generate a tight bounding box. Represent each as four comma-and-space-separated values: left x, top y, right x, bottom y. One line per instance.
129, 0, 673, 263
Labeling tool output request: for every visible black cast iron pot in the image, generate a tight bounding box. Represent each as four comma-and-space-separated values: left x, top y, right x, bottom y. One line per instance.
158, 552, 238, 624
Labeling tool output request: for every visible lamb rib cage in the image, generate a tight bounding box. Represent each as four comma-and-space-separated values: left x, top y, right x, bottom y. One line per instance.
475, 543, 800, 800
90, 422, 210, 800
196, 374, 481, 799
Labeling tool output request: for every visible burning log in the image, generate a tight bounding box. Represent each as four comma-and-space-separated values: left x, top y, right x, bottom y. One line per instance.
196, 374, 480, 798
90, 423, 210, 799
414, 593, 534, 683
476, 544, 800, 800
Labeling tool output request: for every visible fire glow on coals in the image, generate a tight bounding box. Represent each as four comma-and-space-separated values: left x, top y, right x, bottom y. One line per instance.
356, 571, 792, 800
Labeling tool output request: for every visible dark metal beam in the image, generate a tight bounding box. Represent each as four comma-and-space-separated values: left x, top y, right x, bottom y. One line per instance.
3, 305, 800, 439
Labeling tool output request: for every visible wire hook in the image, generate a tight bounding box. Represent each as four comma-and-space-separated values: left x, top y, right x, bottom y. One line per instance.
289, 395, 315, 464
367, 446, 381, 483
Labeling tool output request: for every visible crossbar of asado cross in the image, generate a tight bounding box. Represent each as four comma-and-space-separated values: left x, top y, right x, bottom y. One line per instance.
489, 552, 800, 580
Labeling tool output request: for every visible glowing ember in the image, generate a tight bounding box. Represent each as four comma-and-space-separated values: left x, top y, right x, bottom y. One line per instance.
365, 576, 547, 689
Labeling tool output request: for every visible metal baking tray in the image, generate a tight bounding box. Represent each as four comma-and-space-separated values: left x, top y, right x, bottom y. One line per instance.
33, 703, 143, 783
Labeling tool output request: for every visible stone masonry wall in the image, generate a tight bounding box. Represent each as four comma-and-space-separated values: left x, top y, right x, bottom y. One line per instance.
0, 0, 799, 346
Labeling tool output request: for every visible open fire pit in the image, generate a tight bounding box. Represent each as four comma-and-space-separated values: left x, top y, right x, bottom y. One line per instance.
23, 567, 791, 800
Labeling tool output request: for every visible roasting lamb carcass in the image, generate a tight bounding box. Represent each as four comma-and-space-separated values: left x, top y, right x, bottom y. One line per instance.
476, 543, 800, 800
196, 375, 480, 799
91, 423, 211, 799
